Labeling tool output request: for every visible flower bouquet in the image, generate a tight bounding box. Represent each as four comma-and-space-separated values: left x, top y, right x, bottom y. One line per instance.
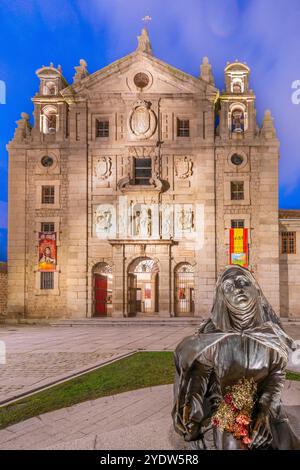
211, 377, 257, 447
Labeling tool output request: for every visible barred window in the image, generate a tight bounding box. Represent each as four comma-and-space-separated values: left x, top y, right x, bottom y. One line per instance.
177, 119, 190, 137
281, 231, 296, 254
134, 158, 152, 185
231, 219, 244, 229
41, 222, 55, 232
231, 181, 244, 200
40, 271, 54, 290
42, 186, 55, 204
96, 120, 109, 137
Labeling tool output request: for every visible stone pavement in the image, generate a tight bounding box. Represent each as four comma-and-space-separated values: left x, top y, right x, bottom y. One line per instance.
0, 381, 299, 450
0, 323, 300, 404
0, 324, 196, 403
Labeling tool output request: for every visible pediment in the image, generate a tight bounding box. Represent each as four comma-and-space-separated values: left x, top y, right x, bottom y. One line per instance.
62, 52, 217, 100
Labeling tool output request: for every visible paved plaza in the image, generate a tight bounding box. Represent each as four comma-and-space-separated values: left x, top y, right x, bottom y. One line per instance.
0, 324, 196, 403
0, 381, 299, 450
0, 323, 300, 450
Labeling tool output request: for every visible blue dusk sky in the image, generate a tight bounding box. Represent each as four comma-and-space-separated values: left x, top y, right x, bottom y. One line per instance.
1, 0, 300, 261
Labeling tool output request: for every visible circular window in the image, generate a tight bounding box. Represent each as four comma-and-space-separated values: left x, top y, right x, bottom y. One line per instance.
231, 153, 243, 166
41, 155, 54, 168
133, 72, 150, 89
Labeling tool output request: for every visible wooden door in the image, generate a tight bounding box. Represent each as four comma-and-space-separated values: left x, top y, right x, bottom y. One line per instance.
94, 274, 107, 316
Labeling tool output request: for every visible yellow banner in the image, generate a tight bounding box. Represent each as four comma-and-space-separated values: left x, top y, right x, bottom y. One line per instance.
233, 228, 244, 253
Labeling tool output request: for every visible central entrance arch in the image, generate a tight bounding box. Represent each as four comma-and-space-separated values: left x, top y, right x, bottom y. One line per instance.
127, 257, 159, 316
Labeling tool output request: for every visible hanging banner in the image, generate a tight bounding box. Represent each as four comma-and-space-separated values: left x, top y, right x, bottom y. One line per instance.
38, 232, 56, 271
229, 228, 248, 267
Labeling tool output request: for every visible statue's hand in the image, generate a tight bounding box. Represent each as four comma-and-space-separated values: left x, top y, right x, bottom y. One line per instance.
184, 421, 201, 441
250, 412, 272, 449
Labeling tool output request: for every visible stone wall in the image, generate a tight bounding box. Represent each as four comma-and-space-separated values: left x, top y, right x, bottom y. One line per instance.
0, 262, 7, 315
279, 211, 300, 319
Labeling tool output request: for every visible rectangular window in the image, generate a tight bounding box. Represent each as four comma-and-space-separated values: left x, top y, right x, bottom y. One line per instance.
231, 181, 244, 200
281, 231, 296, 254
177, 119, 190, 137
96, 120, 109, 137
231, 219, 245, 228
40, 271, 54, 290
134, 158, 152, 185
41, 185, 55, 204
41, 222, 55, 232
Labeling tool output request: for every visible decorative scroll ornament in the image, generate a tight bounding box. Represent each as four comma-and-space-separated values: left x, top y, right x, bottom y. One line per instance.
94, 156, 112, 180
175, 157, 193, 179
129, 100, 157, 139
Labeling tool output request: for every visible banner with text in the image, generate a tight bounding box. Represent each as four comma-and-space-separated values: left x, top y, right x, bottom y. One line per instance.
38, 232, 56, 271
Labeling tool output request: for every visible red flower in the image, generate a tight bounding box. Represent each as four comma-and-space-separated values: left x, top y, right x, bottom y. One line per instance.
224, 393, 233, 404
236, 414, 250, 426
212, 418, 220, 427
243, 436, 252, 445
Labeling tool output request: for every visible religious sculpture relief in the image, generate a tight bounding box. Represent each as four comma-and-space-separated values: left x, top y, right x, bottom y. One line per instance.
94, 205, 115, 238
161, 204, 173, 238
94, 156, 112, 180
178, 207, 193, 231
175, 157, 193, 179
129, 100, 157, 139
134, 206, 152, 237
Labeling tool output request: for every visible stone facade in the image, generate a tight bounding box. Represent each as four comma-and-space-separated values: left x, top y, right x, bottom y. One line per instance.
5, 29, 299, 320
0, 262, 7, 315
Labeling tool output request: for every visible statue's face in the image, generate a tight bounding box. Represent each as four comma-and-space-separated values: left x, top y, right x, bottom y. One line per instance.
221, 271, 257, 311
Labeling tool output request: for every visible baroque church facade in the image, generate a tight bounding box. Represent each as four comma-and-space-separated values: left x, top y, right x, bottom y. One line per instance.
6, 29, 300, 320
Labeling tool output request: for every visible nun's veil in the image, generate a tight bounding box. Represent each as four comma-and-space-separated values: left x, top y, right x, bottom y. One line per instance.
200, 265, 284, 333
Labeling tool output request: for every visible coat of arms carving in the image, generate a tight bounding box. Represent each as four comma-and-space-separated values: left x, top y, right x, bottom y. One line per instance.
94, 156, 112, 180
129, 100, 157, 139
175, 156, 193, 179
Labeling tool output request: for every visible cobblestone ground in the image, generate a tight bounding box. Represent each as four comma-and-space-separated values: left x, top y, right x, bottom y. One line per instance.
0, 324, 195, 403
0, 382, 299, 450
0, 323, 299, 404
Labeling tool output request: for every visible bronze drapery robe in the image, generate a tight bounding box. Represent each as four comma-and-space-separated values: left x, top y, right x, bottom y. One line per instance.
172, 266, 300, 450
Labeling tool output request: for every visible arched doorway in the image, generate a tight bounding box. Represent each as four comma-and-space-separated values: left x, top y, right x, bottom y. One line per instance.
93, 262, 113, 317
174, 263, 195, 316
127, 257, 159, 316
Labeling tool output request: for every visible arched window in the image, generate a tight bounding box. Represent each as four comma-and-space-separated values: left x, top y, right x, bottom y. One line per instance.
175, 263, 195, 316
41, 105, 58, 134
228, 103, 247, 133
93, 262, 113, 317
231, 78, 243, 94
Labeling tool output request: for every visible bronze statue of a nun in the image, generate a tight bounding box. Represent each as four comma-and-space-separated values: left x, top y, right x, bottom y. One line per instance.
172, 265, 300, 450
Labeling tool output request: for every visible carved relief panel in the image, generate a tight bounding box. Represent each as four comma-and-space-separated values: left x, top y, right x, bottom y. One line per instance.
93, 204, 116, 239
129, 100, 157, 140
92, 156, 113, 190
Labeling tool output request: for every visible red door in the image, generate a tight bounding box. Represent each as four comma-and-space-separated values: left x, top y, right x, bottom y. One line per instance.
94, 274, 107, 316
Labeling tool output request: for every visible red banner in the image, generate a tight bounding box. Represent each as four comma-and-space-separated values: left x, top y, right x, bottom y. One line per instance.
229, 228, 248, 267
38, 232, 56, 271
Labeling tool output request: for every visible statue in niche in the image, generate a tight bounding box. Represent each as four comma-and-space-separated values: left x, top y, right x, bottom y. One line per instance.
172, 265, 300, 450
232, 109, 244, 132
134, 210, 141, 236
140, 207, 152, 237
